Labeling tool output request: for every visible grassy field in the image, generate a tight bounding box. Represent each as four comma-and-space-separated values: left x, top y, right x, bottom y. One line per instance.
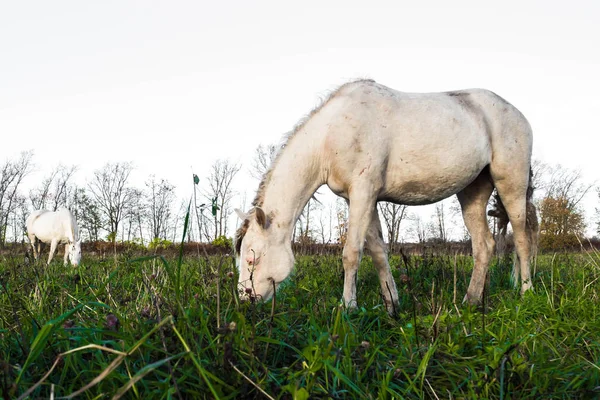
1, 246, 600, 399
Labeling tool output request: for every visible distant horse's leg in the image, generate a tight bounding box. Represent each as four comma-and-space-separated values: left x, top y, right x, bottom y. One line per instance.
365, 206, 399, 315
47, 240, 58, 266
457, 171, 495, 304
28, 233, 38, 261
342, 189, 377, 310
64, 244, 70, 265
493, 176, 532, 294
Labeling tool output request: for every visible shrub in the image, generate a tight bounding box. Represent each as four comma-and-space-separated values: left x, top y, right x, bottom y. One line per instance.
211, 235, 233, 250
148, 238, 173, 250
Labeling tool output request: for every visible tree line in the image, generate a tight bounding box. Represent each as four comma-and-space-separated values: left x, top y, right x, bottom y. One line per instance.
1, 148, 599, 252
0, 151, 241, 248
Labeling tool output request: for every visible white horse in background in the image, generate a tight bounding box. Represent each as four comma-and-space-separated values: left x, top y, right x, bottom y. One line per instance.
235, 79, 538, 315
26, 208, 82, 267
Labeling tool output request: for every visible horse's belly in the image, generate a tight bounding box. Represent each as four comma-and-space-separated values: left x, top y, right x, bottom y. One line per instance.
33, 230, 69, 244
36, 235, 69, 244
381, 165, 485, 205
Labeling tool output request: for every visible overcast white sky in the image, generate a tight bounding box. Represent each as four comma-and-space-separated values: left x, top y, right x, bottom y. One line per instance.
1, 0, 599, 236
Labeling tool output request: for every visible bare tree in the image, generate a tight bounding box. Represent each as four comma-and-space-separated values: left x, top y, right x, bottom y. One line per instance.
88, 162, 134, 242
70, 186, 103, 242
429, 202, 449, 243
29, 168, 58, 211
250, 144, 278, 180
146, 175, 175, 241
8, 194, 28, 243
407, 213, 428, 243
378, 202, 408, 251
543, 165, 592, 208
29, 164, 77, 211
0, 151, 34, 246
51, 165, 77, 211
530, 159, 549, 194
122, 188, 145, 243
205, 159, 241, 240
316, 201, 335, 244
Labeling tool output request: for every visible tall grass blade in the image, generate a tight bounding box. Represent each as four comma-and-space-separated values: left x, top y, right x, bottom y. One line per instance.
15, 302, 109, 386
112, 352, 187, 400
177, 200, 192, 292
61, 316, 173, 399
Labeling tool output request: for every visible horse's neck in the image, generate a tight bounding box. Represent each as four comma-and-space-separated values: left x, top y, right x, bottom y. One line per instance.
71, 220, 79, 241
63, 212, 79, 242
261, 134, 324, 237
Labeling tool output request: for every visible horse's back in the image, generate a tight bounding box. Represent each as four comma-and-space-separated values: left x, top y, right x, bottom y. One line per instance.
336, 80, 528, 128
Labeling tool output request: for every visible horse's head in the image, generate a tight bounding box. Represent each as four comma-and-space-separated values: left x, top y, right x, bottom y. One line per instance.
69, 240, 82, 266
234, 207, 294, 302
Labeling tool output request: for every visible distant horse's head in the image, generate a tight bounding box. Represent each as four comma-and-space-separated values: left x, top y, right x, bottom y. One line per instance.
69, 240, 82, 266
234, 207, 294, 302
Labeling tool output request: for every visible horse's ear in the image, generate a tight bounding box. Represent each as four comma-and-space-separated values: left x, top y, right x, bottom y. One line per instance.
235, 208, 249, 221
255, 207, 268, 229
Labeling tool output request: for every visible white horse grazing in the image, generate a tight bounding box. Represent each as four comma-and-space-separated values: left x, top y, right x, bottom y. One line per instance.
235, 79, 538, 315
26, 208, 82, 267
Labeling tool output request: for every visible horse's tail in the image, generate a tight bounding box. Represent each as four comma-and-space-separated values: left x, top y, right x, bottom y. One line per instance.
525, 171, 539, 259
488, 168, 539, 287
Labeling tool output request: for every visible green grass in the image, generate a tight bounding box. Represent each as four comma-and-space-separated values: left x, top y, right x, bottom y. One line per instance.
1, 249, 600, 399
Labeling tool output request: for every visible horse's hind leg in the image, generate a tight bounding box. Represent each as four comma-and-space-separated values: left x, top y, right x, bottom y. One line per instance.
365, 206, 399, 315
28, 233, 38, 261
457, 171, 495, 304
493, 174, 532, 294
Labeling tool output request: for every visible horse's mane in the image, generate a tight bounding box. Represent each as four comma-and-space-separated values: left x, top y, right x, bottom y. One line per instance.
235, 78, 376, 254
251, 78, 375, 208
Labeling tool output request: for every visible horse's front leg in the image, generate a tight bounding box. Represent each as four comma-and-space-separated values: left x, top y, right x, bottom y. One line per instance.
47, 240, 58, 266
342, 190, 377, 311
64, 244, 70, 265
